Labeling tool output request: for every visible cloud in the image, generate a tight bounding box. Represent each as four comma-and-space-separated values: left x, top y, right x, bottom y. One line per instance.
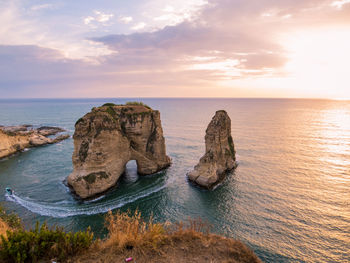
0, 45, 82, 87
94, 11, 114, 23
1, 0, 350, 98
152, 3, 198, 26
153, 13, 191, 25
84, 16, 95, 25
83, 10, 114, 27
142, 0, 208, 29
131, 22, 147, 30
0, 2, 113, 60
0, 44, 217, 98
92, 16, 287, 80
119, 16, 133, 24
331, 0, 350, 9
30, 4, 55, 11
163, 5, 175, 12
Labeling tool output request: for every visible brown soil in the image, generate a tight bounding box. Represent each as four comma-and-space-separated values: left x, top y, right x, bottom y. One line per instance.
71, 232, 261, 263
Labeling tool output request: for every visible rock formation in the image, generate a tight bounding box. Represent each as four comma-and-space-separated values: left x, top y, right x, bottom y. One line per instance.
187, 110, 236, 189
67, 103, 171, 199
0, 125, 69, 159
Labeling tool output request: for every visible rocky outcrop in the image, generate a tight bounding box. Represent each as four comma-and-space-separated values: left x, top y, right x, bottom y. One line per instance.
67, 103, 171, 199
187, 110, 236, 189
0, 125, 70, 159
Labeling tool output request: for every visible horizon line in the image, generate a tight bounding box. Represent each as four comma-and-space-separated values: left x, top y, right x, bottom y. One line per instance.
0, 97, 348, 101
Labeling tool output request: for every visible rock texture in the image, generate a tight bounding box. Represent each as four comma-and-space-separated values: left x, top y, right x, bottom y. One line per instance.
67, 103, 171, 199
187, 110, 236, 189
0, 125, 69, 159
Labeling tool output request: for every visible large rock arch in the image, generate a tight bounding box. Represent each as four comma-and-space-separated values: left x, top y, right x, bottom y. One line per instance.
67, 103, 171, 199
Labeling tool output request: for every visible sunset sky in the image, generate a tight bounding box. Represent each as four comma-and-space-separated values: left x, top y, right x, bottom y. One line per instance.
1, 0, 349, 98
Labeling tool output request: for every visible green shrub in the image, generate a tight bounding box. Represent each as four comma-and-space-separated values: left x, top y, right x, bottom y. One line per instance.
105, 106, 118, 119
125, 101, 151, 109
102, 103, 116, 107
0, 222, 93, 263
0, 207, 21, 230
101, 102, 151, 109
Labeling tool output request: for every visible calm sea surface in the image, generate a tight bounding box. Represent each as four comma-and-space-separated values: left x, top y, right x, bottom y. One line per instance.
0, 99, 349, 262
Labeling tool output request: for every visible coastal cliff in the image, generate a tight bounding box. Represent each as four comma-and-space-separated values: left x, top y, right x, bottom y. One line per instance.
0, 208, 261, 263
67, 103, 171, 199
188, 110, 236, 189
0, 125, 69, 159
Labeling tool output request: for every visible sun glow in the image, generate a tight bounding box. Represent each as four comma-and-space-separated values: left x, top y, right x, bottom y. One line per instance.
212, 27, 350, 98
281, 27, 350, 99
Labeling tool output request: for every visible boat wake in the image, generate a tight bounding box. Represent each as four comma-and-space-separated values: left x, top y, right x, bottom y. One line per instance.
5, 175, 171, 218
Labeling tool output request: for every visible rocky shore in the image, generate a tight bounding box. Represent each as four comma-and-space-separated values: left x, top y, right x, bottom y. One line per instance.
0, 125, 70, 159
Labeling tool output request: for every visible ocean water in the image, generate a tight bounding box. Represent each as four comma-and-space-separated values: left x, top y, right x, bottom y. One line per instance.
0, 98, 349, 262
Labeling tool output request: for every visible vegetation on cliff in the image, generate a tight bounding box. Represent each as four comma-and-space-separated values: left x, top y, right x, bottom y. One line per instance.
0, 208, 260, 263
72, 210, 260, 263
125, 101, 151, 109
0, 207, 21, 231
1, 224, 93, 263
101, 101, 151, 109
0, 207, 92, 263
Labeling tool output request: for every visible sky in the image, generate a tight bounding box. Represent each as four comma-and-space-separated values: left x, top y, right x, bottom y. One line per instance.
0, 0, 349, 98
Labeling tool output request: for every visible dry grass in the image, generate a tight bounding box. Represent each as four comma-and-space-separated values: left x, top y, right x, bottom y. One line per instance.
0, 219, 9, 240
102, 210, 166, 252
71, 210, 262, 263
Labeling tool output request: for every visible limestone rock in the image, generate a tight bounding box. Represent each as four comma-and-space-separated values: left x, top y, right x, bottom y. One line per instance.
1, 125, 31, 133
0, 126, 70, 159
67, 103, 171, 199
37, 126, 65, 136
187, 110, 236, 189
29, 134, 51, 146
50, 134, 70, 144
0, 130, 30, 159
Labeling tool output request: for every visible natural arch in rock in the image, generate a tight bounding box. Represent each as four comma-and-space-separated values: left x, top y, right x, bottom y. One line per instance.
123, 160, 138, 183
67, 103, 171, 199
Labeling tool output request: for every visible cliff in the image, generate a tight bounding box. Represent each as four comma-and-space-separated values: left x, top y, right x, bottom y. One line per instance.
188, 110, 236, 189
67, 103, 171, 199
0, 125, 69, 159
72, 211, 261, 263
0, 208, 261, 263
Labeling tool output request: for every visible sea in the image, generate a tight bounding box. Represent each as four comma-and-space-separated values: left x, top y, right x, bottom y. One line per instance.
0, 98, 349, 262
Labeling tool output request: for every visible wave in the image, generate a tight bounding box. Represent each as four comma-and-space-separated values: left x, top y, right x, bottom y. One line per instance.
5, 174, 172, 218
